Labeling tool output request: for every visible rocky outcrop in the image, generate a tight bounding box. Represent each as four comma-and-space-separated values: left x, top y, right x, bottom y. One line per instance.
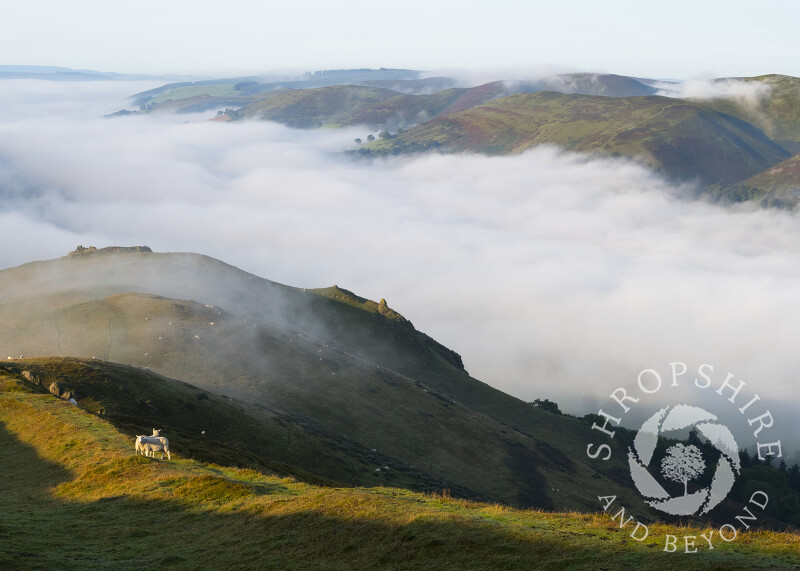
19, 370, 77, 402
47, 381, 77, 402
67, 245, 153, 257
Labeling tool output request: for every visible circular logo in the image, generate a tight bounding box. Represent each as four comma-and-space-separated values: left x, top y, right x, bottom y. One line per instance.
628, 404, 741, 516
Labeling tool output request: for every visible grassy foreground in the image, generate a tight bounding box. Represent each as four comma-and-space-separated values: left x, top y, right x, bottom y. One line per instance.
1, 377, 798, 570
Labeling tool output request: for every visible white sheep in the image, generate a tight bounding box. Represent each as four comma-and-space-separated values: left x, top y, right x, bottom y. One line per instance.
135, 429, 171, 460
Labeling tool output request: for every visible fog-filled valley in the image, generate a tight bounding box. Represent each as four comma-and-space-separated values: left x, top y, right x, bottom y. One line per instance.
2, 79, 800, 431
4, 0, 800, 562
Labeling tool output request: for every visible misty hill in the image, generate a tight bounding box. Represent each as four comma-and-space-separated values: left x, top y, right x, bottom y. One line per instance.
526, 73, 658, 98
0, 65, 176, 82
693, 75, 800, 154
113, 70, 800, 203
0, 248, 650, 512
130, 68, 421, 112
4, 381, 796, 570
125, 72, 657, 120
362, 91, 790, 185
739, 152, 800, 206
360, 76, 459, 94
235, 85, 404, 128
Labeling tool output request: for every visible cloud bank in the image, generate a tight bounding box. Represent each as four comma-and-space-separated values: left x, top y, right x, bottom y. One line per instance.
655, 77, 773, 107
1, 80, 800, 451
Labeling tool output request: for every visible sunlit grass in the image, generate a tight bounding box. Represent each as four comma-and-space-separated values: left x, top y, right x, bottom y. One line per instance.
1, 385, 798, 569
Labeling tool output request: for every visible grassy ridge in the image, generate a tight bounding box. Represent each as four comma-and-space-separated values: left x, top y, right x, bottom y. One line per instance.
699, 75, 800, 153
0, 357, 480, 496
363, 91, 790, 185
1, 379, 798, 570
744, 152, 800, 201
236, 85, 399, 127
0, 252, 652, 512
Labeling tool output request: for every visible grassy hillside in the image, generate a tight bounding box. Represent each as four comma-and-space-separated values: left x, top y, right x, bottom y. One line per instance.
532, 73, 658, 98
704, 150, 800, 208
0, 357, 466, 493
697, 75, 800, 154
342, 88, 468, 129
126, 72, 657, 120
362, 91, 790, 185
235, 85, 400, 127
0, 251, 653, 513
6, 251, 797, 530
1, 378, 798, 570
742, 152, 800, 204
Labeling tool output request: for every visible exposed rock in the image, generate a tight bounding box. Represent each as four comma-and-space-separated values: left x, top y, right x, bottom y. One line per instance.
21, 370, 43, 387
67, 245, 153, 258
48, 381, 76, 401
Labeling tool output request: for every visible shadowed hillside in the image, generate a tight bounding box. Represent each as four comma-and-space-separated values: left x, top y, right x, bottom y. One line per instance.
697, 75, 800, 154
742, 152, 800, 205
1, 379, 798, 570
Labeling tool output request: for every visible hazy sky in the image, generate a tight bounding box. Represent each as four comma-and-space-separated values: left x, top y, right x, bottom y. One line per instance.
1, 0, 799, 79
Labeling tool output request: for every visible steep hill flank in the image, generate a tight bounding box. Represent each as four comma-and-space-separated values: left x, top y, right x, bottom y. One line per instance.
236, 85, 400, 127
1, 382, 797, 569
696, 75, 800, 154
0, 251, 647, 511
744, 152, 800, 203
0, 357, 474, 494
363, 91, 790, 185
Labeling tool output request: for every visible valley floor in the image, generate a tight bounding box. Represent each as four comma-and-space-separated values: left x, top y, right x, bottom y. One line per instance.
1, 383, 798, 570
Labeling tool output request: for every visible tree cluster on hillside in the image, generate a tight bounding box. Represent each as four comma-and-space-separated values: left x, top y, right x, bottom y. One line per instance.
529, 398, 562, 415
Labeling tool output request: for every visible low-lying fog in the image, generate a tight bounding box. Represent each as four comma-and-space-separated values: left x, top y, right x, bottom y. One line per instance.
1, 80, 799, 450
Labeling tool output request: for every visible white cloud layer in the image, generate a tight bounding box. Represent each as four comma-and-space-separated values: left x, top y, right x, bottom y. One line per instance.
2, 81, 800, 452
655, 78, 773, 108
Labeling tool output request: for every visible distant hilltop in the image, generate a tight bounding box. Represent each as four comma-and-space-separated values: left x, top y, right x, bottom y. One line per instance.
67, 245, 153, 257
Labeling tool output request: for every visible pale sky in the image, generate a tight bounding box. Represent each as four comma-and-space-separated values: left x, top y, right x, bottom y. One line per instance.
1, 0, 798, 79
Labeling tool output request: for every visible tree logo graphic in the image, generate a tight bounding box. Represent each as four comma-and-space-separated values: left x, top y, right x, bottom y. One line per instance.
628, 404, 741, 516
661, 443, 704, 496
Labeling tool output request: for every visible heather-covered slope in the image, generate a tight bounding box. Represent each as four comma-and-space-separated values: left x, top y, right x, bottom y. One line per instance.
362, 91, 790, 185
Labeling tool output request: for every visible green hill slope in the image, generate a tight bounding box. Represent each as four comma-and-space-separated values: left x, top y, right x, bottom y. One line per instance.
743, 152, 800, 203
696, 75, 800, 154
235, 85, 400, 127
0, 249, 647, 512
363, 91, 790, 185
0, 357, 467, 493
1, 381, 798, 569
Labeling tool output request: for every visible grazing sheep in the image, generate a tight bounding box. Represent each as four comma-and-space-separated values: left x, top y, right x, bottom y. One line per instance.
135, 437, 168, 459
135, 430, 171, 460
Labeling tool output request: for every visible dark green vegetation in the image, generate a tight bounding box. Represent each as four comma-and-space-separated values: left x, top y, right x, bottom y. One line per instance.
2, 372, 799, 570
